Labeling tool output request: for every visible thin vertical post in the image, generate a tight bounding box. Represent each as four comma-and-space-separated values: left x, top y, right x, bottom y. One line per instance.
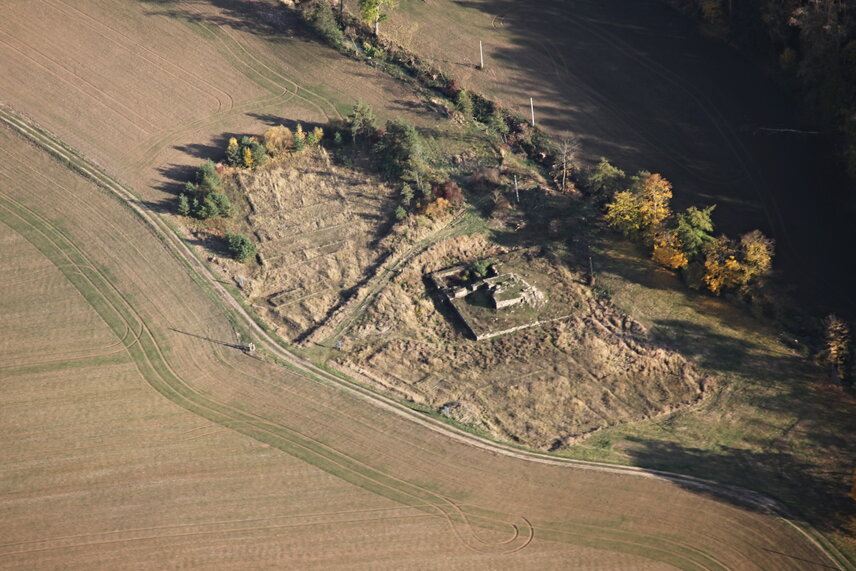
514, 174, 519, 203
530, 97, 535, 126
479, 41, 484, 70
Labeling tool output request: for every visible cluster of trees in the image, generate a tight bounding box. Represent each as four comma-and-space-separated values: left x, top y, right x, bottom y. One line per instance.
226, 136, 268, 169
226, 233, 257, 263
345, 101, 462, 221
673, 0, 856, 184
226, 125, 325, 170
591, 158, 775, 298
177, 160, 234, 220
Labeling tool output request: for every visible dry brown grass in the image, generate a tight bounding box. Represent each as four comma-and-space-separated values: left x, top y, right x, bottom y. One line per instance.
341, 241, 710, 449
229, 149, 397, 340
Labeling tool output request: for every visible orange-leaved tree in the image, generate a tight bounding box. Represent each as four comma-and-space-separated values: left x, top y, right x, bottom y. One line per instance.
702, 235, 743, 295
652, 231, 688, 270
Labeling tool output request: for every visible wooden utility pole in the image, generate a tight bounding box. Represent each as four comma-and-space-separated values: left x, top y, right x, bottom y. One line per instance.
514, 174, 519, 203
479, 41, 484, 70
530, 97, 535, 126
588, 256, 596, 286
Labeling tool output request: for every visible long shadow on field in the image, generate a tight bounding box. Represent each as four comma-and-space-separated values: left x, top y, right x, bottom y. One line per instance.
451, 0, 856, 318
625, 436, 855, 542
141, 0, 306, 41
169, 328, 245, 350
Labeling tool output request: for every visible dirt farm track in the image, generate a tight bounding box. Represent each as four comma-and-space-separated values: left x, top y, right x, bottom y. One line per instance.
0, 1, 851, 569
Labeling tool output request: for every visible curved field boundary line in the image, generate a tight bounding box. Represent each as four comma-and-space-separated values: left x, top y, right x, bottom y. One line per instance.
0, 106, 848, 570
127, 93, 291, 174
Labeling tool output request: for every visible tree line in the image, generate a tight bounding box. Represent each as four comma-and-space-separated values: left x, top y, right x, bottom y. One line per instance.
590, 158, 775, 299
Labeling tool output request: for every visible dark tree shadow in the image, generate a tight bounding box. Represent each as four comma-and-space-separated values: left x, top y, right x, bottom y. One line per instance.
141, 0, 307, 42
625, 436, 855, 542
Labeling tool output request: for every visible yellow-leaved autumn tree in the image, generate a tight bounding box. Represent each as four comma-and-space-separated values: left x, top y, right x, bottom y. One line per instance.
824, 314, 851, 378
604, 171, 673, 239
604, 191, 642, 237
242, 145, 254, 168
652, 231, 688, 270
702, 235, 743, 295
738, 229, 774, 292
634, 172, 672, 232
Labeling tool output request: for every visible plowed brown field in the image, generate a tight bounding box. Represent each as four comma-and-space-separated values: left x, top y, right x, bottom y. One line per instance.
0, 101, 843, 570
0, 0, 851, 568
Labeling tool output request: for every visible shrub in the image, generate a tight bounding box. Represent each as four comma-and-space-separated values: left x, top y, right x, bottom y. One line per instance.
470, 258, 495, 278
226, 233, 257, 262
455, 90, 474, 120
431, 180, 463, 206
702, 235, 742, 295
652, 231, 688, 270
423, 197, 451, 219
264, 125, 293, 156
362, 41, 384, 59
487, 108, 509, 141
395, 205, 407, 220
